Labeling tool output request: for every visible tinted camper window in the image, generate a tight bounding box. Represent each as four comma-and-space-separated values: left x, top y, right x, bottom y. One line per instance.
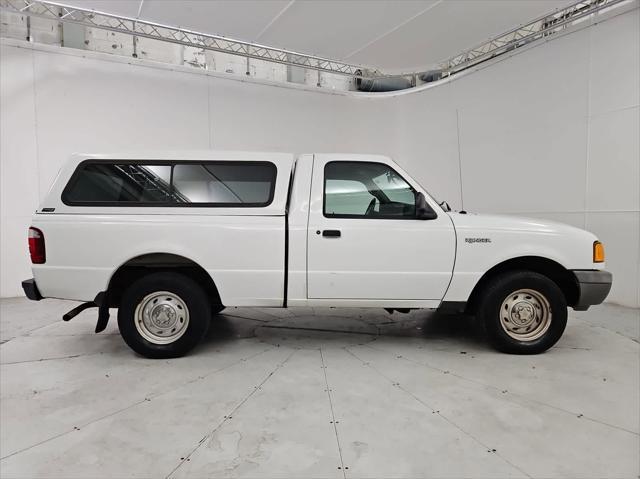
63, 164, 173, 203
62, 161, 277, 207
172, 163, 276, 205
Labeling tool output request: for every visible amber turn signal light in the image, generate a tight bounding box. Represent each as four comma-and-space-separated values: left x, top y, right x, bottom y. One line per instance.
593, 241, 605, 263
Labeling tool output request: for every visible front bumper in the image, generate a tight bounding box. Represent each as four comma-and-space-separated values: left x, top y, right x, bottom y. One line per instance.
22, 278, 43, 301
572, 270, 612, 311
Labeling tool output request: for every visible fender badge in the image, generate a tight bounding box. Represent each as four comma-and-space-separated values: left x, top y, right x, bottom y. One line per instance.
465, 238, 491, 244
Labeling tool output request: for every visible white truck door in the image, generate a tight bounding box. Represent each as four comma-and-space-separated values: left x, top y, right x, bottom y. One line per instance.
306, 155, 456, 306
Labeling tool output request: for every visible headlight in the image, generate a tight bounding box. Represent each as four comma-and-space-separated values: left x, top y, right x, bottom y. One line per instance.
593, 241, 605, 263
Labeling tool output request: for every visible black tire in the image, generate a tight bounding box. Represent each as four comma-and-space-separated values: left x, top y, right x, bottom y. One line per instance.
477, 270, 567, 354
212, 305, 225, 316
118, 272, 210, 359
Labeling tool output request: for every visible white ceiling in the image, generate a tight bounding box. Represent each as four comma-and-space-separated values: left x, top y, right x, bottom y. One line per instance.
64, 0, 576, 72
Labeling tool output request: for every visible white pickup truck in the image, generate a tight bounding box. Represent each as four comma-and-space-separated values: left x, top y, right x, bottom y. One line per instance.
22, 152, 611, 358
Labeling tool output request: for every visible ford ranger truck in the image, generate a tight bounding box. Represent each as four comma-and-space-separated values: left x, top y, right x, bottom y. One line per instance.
21, 152, 612, 358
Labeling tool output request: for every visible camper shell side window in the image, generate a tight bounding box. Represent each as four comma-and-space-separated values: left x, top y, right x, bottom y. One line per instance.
62, 160, 277, 207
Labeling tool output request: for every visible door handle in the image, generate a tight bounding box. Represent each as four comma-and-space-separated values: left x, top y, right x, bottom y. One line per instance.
322, 229, 341, 238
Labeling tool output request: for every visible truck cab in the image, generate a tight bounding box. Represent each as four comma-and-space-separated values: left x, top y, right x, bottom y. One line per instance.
22, 151, 612, 358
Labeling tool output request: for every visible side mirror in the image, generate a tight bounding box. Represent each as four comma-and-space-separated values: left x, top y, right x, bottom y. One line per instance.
415, 192, 437, 220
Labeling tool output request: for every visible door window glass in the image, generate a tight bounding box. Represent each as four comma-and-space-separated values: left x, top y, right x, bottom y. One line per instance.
324, 162, 416, 218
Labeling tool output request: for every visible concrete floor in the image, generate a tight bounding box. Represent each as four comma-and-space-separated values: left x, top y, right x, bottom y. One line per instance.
0, 298, 638, 479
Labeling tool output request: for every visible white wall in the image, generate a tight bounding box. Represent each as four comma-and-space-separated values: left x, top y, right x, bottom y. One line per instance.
1, 6, 638, 306
391, 7, 640, 307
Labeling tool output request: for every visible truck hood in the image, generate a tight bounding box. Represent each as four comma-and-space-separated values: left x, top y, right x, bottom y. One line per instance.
446, 211, 596, 239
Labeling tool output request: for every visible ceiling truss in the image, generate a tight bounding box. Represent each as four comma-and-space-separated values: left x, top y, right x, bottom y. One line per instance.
0, 0, 634, 85
0, 0, 381, 78
441, 0, 630, 77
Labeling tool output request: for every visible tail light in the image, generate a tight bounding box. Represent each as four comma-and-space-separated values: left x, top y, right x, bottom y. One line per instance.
28, 227, 46, 264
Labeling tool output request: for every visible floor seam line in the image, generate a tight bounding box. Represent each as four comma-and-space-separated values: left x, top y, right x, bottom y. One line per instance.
260, 324, 379, 336
254, 309, 289, 320
165, 348, 297, 479
0, 346, 274, 462
320, 347, 346, 478
364, 343, 639, 436
221, 312, 274, 323
22, 320, 68, 337
0, 351, 104, 365
7, 333, 120, 338
345, 347, 532, 479
571, 316, 639, 344
0, 321, 67, 345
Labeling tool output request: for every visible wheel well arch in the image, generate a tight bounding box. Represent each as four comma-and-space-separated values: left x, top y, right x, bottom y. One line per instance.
466, 256, 578, 313
105, 253, 222, 309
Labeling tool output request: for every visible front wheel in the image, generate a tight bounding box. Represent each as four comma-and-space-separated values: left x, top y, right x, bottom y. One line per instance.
478, 271, 567, 354
118, 272, 210, 358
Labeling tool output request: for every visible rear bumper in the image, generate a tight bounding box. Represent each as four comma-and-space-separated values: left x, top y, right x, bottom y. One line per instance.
22, 278, 43, 301
572, 270, 612, 311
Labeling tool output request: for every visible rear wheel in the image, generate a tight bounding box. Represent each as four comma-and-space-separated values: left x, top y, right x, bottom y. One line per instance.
478, 271, 567, 354
118, 272, 210, 358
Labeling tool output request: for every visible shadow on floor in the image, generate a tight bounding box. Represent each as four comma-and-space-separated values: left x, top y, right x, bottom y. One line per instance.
198, 308, 487, 352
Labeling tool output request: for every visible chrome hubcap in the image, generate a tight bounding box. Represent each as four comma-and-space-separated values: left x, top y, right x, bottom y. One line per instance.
500, 289, 551, 341
134, 291, 189, 345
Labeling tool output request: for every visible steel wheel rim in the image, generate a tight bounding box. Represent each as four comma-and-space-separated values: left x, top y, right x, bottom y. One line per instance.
499, 288, 551, 341
134, 291, 190, 345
